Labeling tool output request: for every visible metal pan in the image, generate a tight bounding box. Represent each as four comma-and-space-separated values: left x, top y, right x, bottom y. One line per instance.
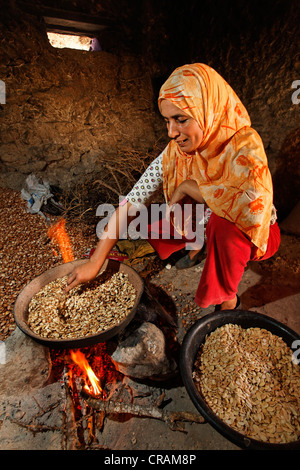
13, 258, 144, 349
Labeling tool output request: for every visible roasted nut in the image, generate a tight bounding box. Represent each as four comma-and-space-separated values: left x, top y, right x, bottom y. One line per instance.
193, 324, 300, 444
27, 271, 137, 339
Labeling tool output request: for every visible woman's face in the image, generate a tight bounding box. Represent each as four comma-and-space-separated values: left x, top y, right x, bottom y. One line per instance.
160, 99, 203, 153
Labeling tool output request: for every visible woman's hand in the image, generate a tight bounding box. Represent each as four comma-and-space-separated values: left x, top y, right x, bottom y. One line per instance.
166, 180, 204, 221
65, 202, 134, 293
166, 183, 186, 221
65, 259, 101, 293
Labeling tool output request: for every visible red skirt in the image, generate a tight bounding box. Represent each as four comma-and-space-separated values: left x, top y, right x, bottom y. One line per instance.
147, 212, 281, 308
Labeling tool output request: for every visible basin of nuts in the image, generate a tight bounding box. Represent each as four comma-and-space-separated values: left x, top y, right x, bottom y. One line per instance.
180, 310, 300, 450
14, 259, 144, 349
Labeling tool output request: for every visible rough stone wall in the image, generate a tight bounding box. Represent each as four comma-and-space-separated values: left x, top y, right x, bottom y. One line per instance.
0, 4, 162, 190
0, 0, 299, 219
200, 0, 300, 219
139, 0, 300, 218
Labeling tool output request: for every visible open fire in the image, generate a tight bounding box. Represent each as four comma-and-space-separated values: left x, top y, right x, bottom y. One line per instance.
48, 218, 104, 398
9, 217, 204, 450
70, 350, 102, 397
45, 218, 178, 414
48, 218, 74, 263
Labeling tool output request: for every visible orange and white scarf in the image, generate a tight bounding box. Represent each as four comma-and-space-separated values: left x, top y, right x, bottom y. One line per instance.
158, 63, 273, 258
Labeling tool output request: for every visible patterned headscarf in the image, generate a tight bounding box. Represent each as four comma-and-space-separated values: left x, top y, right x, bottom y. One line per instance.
158, 63, 273, 257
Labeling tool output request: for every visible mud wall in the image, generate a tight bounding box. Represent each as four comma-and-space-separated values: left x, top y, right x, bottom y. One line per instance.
0, 0, 299, 218
0, 2, 162, 190
138, 0, 300, 218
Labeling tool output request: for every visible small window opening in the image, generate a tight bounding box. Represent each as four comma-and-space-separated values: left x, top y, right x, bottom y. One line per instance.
47, 32, 95, 51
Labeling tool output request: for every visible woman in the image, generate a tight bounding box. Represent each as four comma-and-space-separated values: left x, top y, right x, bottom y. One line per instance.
66, 63, 280, 311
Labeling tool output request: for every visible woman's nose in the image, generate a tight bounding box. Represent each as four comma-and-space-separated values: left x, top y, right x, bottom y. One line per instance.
168, 120, 180, 139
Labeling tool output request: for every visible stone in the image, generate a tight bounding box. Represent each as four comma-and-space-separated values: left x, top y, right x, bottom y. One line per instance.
0, 328, 69, 450
0, 327, 50, 397
110, 322, 177, 380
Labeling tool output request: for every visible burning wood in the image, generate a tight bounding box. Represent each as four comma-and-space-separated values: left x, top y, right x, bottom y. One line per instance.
58, 341, 204, 437
83, 392, 205, 431
70, 350, 103, 397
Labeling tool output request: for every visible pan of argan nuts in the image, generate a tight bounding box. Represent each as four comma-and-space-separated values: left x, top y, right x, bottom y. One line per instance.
180, 310, 300, 450
14, 259, 144, 349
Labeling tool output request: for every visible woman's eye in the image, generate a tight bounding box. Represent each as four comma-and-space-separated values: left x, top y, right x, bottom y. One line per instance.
163, 117, 188, 125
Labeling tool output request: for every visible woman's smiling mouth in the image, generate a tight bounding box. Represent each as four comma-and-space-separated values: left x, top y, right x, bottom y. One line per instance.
176, 138, 188, 147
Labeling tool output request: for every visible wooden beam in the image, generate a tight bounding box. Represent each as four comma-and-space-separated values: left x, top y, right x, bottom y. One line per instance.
17, 2, 116, 35
44, 17, 108, 36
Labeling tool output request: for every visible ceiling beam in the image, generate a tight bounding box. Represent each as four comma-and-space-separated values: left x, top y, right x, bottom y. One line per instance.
17, 2, 115, 35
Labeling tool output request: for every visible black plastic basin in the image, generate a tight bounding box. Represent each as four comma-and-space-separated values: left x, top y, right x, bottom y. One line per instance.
180, 310, 300, 450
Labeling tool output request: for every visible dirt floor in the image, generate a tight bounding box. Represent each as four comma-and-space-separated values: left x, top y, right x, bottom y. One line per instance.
0, 187, 299, 451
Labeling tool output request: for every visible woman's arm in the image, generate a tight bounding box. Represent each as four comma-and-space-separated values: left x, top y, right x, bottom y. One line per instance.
125, 152, 163, 207
169, 180, 204, 205
65, 152, 165, 292
166, 180, 204, 222
65, 201, 134, 292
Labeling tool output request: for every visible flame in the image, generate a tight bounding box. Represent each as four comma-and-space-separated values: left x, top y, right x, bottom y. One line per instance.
70, 350, 102, 397
48, 218, 74, 263
47, 219, 102, 397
